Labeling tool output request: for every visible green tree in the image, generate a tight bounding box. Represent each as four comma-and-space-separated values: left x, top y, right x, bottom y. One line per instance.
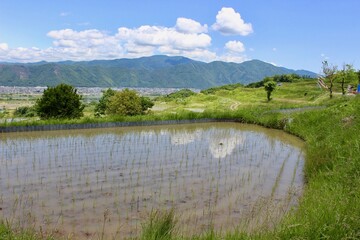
140, 96, 154, 112
95, 88, 116, 116
106, 89, 143, 116
35, 83, 84, 119
337, 64, 356, 95
264, 81, 276, 101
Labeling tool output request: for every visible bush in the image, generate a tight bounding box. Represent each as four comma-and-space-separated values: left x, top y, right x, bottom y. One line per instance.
201, 83, 243, 94
94, 88, 116, 116
156, 89, 197, 102
140, 96, 155, 112
35, 83, 85, 119
106, 89, 153, 116
13, 106, 36, 117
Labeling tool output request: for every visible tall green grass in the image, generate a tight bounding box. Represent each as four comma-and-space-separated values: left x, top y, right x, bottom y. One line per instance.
140, 210, 176, 240
0, 220, 54, 240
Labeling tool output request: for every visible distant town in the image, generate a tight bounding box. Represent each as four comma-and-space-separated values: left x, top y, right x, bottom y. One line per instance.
0, 86, 200, 97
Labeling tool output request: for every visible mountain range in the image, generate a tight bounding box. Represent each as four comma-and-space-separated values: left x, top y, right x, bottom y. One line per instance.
0, 55, 316, 89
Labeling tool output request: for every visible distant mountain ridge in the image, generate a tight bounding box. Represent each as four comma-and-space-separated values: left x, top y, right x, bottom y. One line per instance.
0, 55, 316, 89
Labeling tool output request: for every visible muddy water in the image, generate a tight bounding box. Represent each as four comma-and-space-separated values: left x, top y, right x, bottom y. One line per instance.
0, 122, 304, 239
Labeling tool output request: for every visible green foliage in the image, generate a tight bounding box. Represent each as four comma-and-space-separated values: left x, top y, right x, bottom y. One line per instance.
140, 96, 154, 112
140, 209, 176, 240
0, 220, 55, 240
264, 81, 276, 101
156, 89, 197, 102
95, 89, 154, 116
273, 73, 302, 82
273, 96, 360, 239
0, 107, 8, 118
13, 106, 36, 117
94, 88, 116, 116
247, 74, 312, 88
335, 64, 357, 95
35, 84, 84, 119
200, 83, 243, 94
106, 89, 143, 116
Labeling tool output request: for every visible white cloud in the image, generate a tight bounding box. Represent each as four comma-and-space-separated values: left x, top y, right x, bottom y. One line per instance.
0, 43, 9, 51
175, 17, 208, 34
212, 7, 253, 36
116, 22, 215, 61
0, 13, 253, 63
225, 40, 245, 53
272, 47, 277, 51
179, 48, 217, 62
219, 40, 247, 63
44, 29, 124, 61
117, 25, 211, 50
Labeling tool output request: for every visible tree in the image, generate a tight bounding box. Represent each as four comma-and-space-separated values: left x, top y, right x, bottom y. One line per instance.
140, 96, 154, 112
106, 89, 144, 116
264, 81, 276, 101
321, 61, 337, 98
337, 64, 356, 95
95, 88, 116, 116
35, 83, 84, 119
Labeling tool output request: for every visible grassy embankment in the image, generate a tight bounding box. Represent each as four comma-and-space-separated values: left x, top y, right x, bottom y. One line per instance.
1, 80, 359, 239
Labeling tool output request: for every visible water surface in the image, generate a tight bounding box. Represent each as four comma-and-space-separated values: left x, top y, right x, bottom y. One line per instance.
0, 122, 304, 239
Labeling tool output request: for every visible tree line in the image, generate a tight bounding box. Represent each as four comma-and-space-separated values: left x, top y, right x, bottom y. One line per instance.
32, 84, 154, 120
320, 61, 360, 98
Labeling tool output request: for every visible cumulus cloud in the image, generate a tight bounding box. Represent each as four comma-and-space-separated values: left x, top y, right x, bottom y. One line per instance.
46, 29, 123, 61
225, 40, 245, 53
0, 11, 254, 63
175, 17, 208, 34
212, 7, 253, 36
219, 40, 247, 63
116, 22, 214, 60
117, 25, 211, 50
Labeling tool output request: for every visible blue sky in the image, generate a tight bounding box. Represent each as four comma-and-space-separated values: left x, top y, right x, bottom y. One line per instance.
0, 0, 359, 72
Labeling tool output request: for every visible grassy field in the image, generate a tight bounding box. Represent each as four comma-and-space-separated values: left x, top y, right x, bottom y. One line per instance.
1, 80, 360, 239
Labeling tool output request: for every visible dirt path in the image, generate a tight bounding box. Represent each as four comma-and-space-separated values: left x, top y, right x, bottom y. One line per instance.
229, 102, 240, 110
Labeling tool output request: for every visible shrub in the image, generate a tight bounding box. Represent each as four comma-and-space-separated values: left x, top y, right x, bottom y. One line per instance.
94, 88, 116, 116
106, 89, 154, 116
13, 106, 36, 117
35, 83, 84, 119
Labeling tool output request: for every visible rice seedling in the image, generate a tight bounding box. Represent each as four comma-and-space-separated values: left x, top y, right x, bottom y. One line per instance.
0, 122, 304, 238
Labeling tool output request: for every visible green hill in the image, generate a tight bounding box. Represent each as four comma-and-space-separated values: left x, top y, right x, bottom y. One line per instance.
0, 55, 316, 88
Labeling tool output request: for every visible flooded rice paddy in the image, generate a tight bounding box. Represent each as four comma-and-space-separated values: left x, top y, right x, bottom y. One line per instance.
0, 122, 304, 239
